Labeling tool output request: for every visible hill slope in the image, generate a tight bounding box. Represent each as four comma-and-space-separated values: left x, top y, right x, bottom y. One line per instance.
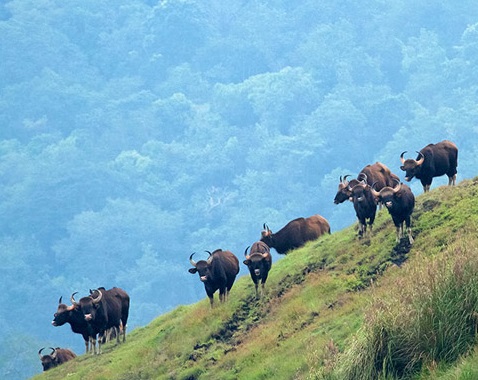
32, 178, 478, 380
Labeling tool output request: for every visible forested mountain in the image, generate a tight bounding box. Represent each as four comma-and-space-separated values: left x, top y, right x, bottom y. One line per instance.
1, 1, 478, 378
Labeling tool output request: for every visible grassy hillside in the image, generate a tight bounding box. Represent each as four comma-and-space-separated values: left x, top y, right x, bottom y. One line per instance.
32, 178, 478, 380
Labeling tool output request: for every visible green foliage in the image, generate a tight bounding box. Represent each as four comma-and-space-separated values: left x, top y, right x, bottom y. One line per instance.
328, 237, 478, 379
3, 1, 478, 378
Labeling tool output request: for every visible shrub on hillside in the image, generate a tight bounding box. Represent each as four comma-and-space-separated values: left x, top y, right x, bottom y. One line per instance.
322, 235, 478, 379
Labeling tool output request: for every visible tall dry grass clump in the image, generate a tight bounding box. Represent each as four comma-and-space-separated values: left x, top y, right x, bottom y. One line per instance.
325, 235, 478, 380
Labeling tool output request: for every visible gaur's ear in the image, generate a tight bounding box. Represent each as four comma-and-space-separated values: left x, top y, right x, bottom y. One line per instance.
188, 268, 197, 274
243, 260, 250, 265
400, 165, 405, 170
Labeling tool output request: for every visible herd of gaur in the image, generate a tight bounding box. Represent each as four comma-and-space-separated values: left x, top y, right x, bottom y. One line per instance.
40, 287, 130, 371
40, 140, 458, 372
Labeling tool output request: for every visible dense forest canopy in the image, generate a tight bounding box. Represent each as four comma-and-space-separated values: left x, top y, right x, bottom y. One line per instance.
1, 0, 478, 378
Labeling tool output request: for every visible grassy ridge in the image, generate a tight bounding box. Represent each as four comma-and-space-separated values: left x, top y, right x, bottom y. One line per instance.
32, 178, 478, 380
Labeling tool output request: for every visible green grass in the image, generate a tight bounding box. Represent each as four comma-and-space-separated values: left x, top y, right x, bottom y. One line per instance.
32, 178, 478, 380
320, 235, 478, 380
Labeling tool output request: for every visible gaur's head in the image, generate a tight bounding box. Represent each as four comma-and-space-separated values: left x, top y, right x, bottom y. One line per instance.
350, 182, 369, 203
243, 246, 270, 279
38, 347, 58, 371
52, 295, 78, 327
260, 223, 274, 246
371, 180, 402, 209
188, 252, 213, 282
72, 290, 103, 322
400, 151, 424, 181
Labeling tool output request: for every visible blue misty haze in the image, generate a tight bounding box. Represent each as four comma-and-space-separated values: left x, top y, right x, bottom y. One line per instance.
1, 1, 478, 378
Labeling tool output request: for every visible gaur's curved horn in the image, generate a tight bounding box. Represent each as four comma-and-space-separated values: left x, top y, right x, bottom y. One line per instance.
416, 151, 425, 166
392, 178, 402, 193
189, 252, 197, 267
205, 250, 214, 264
339, 174, 351, 184
244, 246, 250, 259
341, 174, 351, 185
38, 347, 46, 358
91, 289, 103, 304
50, 347, 57, 359
370, 181, 381, 198
58, 296, 62, 304
65, 292, 77, 311
358, 172, 368, 183
89, 288, 102, 298
400, 151, 407, 164
70, 292, 79, 305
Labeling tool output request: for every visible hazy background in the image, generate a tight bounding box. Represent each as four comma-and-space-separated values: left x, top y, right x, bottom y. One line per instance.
1, 0, 478, 378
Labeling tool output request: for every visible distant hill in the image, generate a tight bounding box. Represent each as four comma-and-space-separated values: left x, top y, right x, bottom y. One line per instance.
32, 178, 478, 379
